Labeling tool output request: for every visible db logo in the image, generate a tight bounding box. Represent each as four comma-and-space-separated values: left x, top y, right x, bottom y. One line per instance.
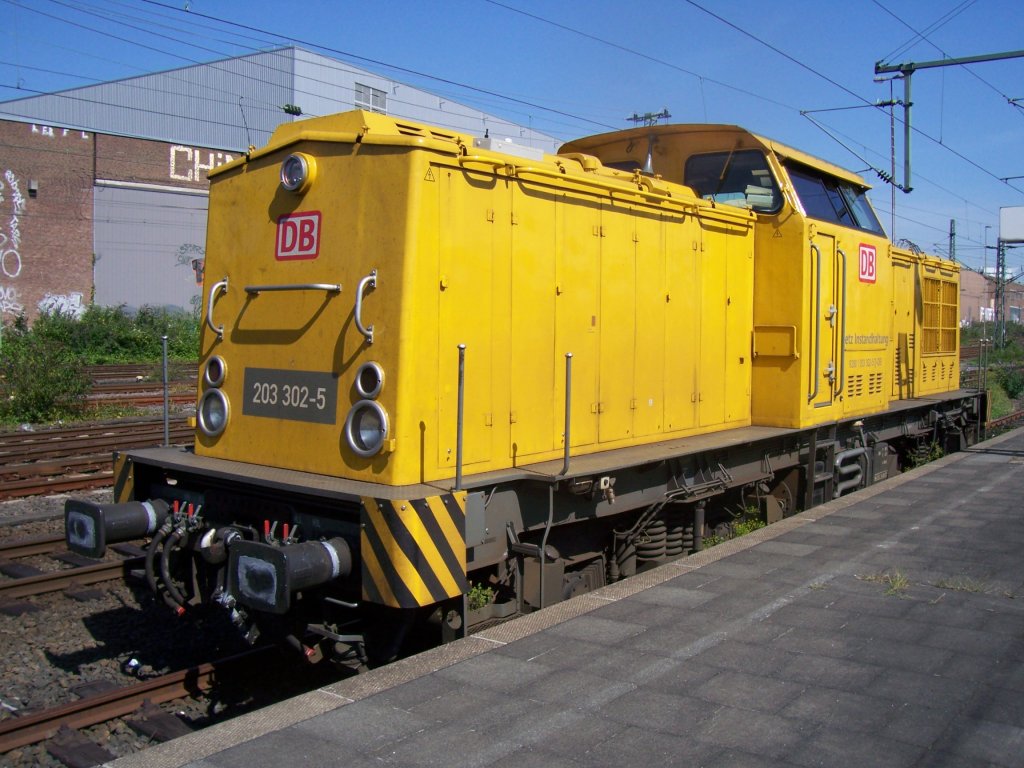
276, 211, 321, 260
858, 243, 877, 284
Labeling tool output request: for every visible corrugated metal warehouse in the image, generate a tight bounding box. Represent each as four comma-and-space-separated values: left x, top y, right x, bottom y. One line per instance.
0, 47, 557, 322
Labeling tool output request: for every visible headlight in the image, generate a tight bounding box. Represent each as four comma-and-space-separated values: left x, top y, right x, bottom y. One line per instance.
204, 355, 227, 388
198, 389, 230, 437
354, 362, 384, 399
280, 153, 316, 193
344, 400, 388, 457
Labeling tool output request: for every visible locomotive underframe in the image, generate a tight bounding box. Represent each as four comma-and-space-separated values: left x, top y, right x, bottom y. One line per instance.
99, 389, 982, 661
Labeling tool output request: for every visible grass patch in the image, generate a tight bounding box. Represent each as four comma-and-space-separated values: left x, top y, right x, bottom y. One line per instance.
934, 575, 987, 593
703, 509, 766, 548
858, 568, 910, 597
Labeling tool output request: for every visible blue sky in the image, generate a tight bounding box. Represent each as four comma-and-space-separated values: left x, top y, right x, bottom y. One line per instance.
2, 0, 1022, 272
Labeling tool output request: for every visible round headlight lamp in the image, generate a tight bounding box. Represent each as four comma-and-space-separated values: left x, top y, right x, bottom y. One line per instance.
354, 362, 384, 400
198, 389, 230, 437
280, 153, 316, 193
344, 400, 389, 457
204, 355, 227, 388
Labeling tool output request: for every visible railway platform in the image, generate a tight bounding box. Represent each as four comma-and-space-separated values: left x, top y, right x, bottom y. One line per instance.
111, 428, 1024, 768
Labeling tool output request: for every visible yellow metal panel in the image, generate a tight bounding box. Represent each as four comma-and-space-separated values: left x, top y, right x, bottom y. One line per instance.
723, 221, 754, 422
599, 201, 636, 441
361, 492, 467, 609
633, 209, 667, 437
753, 326, 798, 357
664, 218, 698, 432
510, 182, 557, 459
698, 222, 727, 426
835, 233, 893, 420
554, 193, 600, 448
436, 165, 499, 470
891, 252, 916, 399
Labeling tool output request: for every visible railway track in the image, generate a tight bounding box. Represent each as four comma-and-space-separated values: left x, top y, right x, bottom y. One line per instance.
0, 531, 144, 602
987, 408, 1024, 431
0, 554, 141, 601
0, 418, 194, 500
0, 647, 275, 756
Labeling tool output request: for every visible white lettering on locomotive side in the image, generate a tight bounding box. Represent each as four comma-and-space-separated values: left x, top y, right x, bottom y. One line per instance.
276, 211, 322, 260
859, 243, 877, 284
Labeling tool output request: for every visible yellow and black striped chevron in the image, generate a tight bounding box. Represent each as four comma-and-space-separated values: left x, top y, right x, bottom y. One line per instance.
360, 491, 467, 609
113, 451, 134, 504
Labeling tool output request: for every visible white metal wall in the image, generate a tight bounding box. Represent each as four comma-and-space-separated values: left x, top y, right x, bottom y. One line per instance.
93, 184, 207, 312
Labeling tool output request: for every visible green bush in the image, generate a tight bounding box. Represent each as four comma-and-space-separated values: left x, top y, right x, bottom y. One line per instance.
995, 367, 1024, 400
1, 304, 199, 425
0, 321, 90, 422
30, 305, 199, 364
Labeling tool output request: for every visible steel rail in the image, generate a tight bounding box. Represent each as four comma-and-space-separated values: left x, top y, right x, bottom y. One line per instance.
0, 533, 65, 559
0, 648, 274, 753
0, 557, 140, 600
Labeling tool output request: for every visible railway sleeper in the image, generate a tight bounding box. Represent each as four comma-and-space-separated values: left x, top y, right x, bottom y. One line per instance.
45, 726, 115, 768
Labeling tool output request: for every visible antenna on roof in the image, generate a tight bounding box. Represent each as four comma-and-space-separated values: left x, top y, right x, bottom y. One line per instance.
239, 97, 252, 153
626, 109, 671, 127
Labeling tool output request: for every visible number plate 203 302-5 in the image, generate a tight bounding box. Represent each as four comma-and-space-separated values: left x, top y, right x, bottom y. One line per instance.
242, 368, 338, 425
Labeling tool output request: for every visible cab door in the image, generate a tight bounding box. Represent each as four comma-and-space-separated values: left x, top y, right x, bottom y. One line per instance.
808, 231, 842, 410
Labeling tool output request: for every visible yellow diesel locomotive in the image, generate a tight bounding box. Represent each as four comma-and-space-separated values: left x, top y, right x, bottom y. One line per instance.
65, 111, 983, 664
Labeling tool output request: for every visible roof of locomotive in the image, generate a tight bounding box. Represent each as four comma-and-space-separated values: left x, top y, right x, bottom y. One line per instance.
559, 123, 871, 190
210, 110, 476, 178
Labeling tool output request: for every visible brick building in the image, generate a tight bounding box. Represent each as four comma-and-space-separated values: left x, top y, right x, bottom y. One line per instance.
0, 47, 556, 323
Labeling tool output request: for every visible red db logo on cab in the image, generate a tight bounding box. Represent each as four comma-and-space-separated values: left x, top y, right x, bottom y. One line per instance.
276, 211, 321, 260
858, 243, 876, 284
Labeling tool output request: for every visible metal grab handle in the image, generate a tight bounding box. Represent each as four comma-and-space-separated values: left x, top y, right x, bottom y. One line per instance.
245, 283, 341, 295
206, 277, 229, 341
807, 244, 821, 403
834, 248, 848, 399
354, 269, 377, 344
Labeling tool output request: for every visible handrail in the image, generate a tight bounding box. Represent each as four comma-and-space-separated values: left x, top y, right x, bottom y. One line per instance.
457, 155, 508, 170
808, 244, 821, 403
245, 283, 341, 295
559, 353, 573, 477
354, 269, 377, 345
834, 248, 848, 399
456, 344, 466, 492
511, 164, 677, 204
456, 154, 682, 206
205, 277, 229, 341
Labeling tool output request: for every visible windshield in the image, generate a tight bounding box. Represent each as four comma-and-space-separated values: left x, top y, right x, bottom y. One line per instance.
786, 163, 885, 235
684, 150, 780, 213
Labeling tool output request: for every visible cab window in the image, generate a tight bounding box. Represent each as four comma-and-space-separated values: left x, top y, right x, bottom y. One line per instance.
787, 163, 885, 235
684, 150, 780, 213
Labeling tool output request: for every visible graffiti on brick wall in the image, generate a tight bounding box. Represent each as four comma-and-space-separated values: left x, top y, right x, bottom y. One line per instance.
31, 125, 90, 141
0, 284, 23, 315
1, 169, 25, 281
38, 291, 85, 318
169, 146, 235, 182
0, 169, 26, 317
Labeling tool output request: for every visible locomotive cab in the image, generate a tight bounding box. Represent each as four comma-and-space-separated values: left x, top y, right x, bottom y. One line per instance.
560, 124, 959, 429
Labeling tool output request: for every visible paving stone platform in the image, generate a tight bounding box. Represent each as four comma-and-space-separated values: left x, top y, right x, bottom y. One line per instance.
111, 428, 1024, 768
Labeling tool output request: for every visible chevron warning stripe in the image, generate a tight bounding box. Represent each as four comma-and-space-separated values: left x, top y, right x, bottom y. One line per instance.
361, 491, 467, 609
